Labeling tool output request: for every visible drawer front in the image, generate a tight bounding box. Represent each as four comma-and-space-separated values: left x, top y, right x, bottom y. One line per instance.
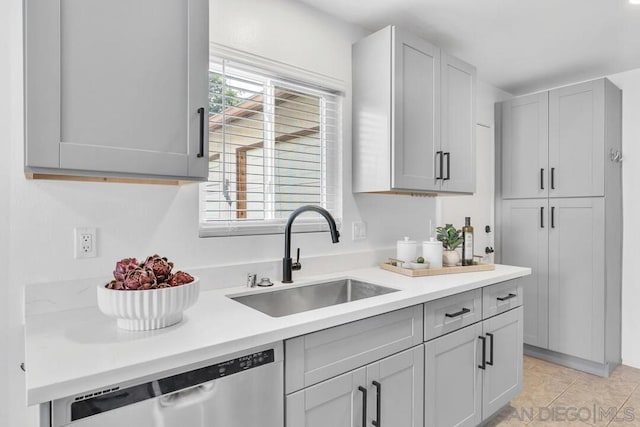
285, 304, 424, 394
424, 289, 482, 341
482, 279, 523, 319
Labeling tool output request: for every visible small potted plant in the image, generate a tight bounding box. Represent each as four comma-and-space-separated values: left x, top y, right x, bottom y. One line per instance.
436, 224, 463, 267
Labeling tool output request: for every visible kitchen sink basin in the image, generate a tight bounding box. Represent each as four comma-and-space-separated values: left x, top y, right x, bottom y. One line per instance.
230, 279, 399, 317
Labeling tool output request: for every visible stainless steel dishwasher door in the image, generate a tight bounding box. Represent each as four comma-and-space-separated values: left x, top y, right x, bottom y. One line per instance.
52, 343, 284, 427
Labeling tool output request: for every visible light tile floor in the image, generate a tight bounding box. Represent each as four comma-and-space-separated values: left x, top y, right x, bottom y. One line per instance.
486, 356, 640, 426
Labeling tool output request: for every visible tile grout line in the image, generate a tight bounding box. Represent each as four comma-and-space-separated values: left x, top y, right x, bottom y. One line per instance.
605, 382, 640, 427
525, 375, 581, 425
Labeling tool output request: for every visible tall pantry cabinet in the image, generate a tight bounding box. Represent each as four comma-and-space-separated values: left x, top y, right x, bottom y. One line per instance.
497, 78, 622, 376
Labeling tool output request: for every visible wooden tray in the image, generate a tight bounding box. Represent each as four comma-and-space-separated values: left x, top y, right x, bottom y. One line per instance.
380, 262, 495, 277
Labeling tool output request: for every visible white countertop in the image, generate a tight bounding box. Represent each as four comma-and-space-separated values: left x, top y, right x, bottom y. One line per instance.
24, 264, 530, 405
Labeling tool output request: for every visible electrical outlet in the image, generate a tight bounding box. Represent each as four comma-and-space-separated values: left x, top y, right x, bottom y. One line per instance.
352, 221, 367, 241
74, 227, 97, 259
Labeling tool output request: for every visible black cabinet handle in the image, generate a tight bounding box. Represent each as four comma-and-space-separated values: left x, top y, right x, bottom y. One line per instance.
478, 336, 486, 369
372, 381, 381, 427
444, 152, 451, 181
551, 167, 555, 190
551, 206, 555, 228
497, 293, 517, 301
540, 168, 544, 190
358, 386, 367, 427
540, 206, 544, 228
197, 107, 205, 158
436, 151, 443, 180
486, 333, 494, 366
445, 307, 470, 318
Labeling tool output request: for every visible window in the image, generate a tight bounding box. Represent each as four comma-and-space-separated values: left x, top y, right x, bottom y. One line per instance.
199, 59, 342, 236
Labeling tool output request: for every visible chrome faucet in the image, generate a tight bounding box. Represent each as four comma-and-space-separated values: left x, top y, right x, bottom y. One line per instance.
282, 205, 340, 283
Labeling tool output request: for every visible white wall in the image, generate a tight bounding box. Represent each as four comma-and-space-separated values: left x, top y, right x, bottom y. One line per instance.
437, 82, 511, 260
1, 0, 441, 424
607, 69, 640, 369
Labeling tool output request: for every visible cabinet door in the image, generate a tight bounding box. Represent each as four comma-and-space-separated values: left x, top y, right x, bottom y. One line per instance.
366, 346, 424, 427
501, 92, 549, 199
549, 80, 605, 197
440, 52, 476, 193
425, 322, 483, 427
286, 367, 366, 427
548, 198, 605, 363
391, 27, 441, 191
501, 199, 549, 348
24, 0, 209, 180
482, 307, 523, 420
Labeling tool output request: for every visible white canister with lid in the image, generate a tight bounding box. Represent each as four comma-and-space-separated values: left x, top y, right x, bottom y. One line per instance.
422, 237, 443, 269
396, 237, 417, 264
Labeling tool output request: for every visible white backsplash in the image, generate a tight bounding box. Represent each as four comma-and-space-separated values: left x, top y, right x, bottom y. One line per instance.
24, 247, 395, 318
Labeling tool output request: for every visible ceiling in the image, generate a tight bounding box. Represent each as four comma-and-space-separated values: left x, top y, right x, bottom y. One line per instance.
295, 0, 640, 95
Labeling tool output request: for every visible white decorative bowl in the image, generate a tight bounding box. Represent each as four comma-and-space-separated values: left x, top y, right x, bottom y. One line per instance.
97, 278, 200, 331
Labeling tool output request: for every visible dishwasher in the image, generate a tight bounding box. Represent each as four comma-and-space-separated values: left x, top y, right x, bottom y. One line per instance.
50, 342, 283, 427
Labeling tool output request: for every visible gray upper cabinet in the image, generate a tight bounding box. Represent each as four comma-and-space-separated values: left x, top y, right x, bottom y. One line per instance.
500, 199, 549, 348
549, 80, 605, 198
392, 28, 441, 191
501, 93, 549, 199
440, 52, 477, 193
548, 198, 605, 363
353, 25, 476, 194
24, 0, 209, 181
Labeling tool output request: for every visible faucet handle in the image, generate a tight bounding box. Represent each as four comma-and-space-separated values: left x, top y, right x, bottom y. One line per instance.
292, 248, 302, 271
247, 273, 257, 288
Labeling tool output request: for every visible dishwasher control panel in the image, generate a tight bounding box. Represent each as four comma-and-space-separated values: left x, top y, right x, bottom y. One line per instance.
218, 349, 275, 377
58, 348, 277, 424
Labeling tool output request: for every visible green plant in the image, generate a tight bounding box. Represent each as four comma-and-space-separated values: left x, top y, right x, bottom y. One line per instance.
436, 224, 463, 251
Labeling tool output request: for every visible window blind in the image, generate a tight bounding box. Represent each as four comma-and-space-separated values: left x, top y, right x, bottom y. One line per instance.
199, 59, 342, 237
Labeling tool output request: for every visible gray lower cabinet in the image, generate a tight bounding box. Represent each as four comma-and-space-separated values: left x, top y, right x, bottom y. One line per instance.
286, 346, 424, 427
24, 0, 209, 181
548, 198, 605, 362
425, 307, 523, 427
286, 366, 366, 427
482, 307, 524, 418
500, 199, 549, 348
425, 321, 483, 427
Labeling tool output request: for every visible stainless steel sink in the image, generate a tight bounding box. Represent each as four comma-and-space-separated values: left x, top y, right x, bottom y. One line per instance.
230, 279, 398, 317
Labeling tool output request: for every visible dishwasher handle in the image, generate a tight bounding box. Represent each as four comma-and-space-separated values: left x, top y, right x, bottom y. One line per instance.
159, 382, 216, 409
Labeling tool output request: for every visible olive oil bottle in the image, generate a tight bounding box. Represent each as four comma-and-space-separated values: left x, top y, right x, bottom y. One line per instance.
462, 217, 474, 266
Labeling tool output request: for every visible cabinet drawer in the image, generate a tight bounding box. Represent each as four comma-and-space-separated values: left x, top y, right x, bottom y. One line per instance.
285, 305, 423, 394
482, 280, 523, 319
424, 289, 482, 341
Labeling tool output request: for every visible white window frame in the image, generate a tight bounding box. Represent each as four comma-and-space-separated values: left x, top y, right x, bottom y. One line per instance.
199, 45, 344, 238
